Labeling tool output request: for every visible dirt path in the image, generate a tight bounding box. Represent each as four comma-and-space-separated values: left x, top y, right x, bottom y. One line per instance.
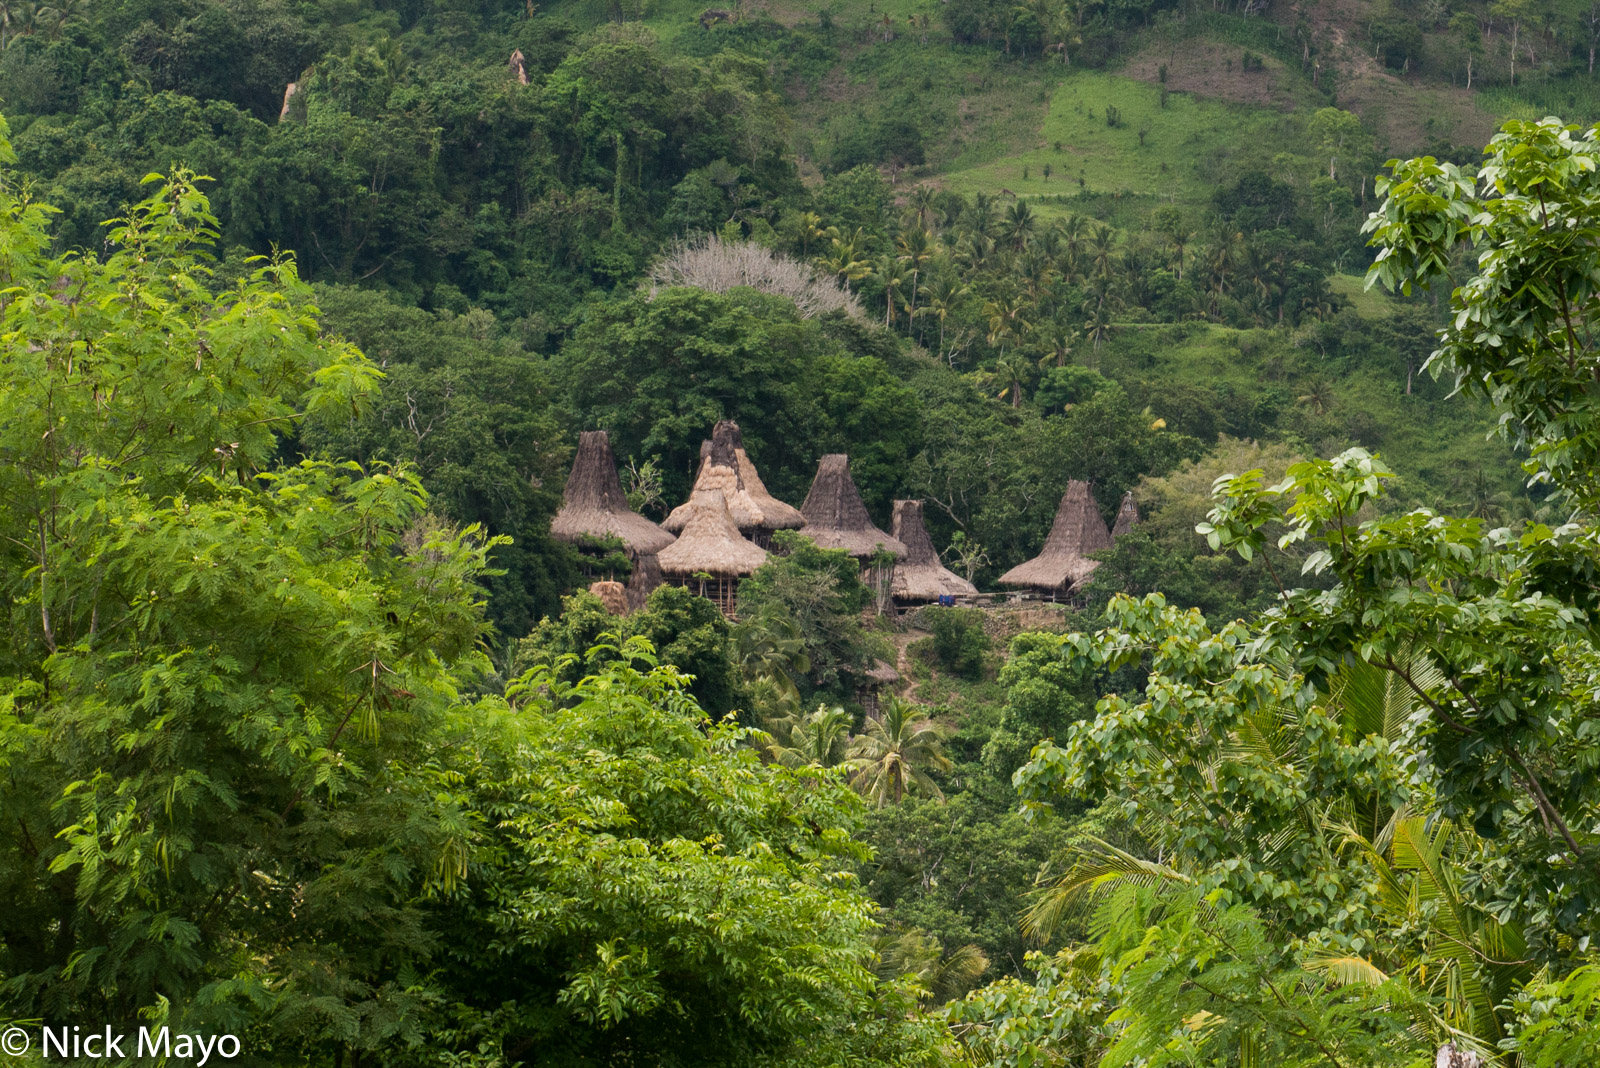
892, 628, 928, 704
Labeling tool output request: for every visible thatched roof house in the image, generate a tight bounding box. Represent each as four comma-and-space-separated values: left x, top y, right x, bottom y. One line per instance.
890, 499, 977, 603
798, 454, 907, 559
657, 490, 769, 617
997, 480, 1112, 597
664, 421, 804, 545
1111, 490, 1140, 537
551, 431, 676, 556
727, 422, 805, 540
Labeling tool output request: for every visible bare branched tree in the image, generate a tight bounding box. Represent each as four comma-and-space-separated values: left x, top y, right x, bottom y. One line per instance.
647, 233, 865, 319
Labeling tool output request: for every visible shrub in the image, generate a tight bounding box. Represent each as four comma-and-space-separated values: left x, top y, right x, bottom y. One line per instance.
919, 607, 990, 679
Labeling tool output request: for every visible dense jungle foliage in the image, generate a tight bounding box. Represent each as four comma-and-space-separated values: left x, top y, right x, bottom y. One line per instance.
3, 0, 1600, 1064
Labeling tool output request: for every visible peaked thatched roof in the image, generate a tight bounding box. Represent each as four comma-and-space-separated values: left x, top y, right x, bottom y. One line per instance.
890, 500, 977, 601
664, 421, 806, 534
725, 422, 806, 531
657, 490, 769, 576
551, 431, 676, 555
997, 480, 1112, 591
1112, 490, 1141, 537
799, 454, 907, 559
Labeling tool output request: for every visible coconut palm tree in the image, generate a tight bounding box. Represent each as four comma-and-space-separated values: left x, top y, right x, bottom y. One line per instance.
794, 210, 825, 256
733, 606, 810, 709
916, 273, 969, 359
1088, 224, 1116, 282
846, 698, 951, 806
765, 703, 852, 769
1000, 199, 1037, 250
816, 227, 871, 289
965, 192, 997, 238
1168, 226, 1193, 281
874, 254, 912, 328
955, 231, 995, 271
1082, 295, 1115, 360
908, 185, 937, 229
982, 352, 1033, 408
872, 927, 991, 1005
896, 226, 935, 318
1297, 376, 1335, 415
1035, 321, 1080, 368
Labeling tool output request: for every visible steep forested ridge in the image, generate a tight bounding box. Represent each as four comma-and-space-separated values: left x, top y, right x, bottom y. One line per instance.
2, 0, 1600, 1064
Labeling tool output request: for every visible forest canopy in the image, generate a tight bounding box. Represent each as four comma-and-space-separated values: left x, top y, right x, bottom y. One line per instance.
5, 0, 1600, 1064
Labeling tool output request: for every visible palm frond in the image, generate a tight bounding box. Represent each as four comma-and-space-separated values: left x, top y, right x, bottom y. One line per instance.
1025, 836, 1191, 942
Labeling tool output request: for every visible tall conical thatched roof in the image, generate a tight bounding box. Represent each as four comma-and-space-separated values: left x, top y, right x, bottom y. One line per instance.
997, 480, 1112, 591
664, 421, 806, 534
551, 431, 677, 555
657, 490, 769, 576
1111, 490, 1140, 537
799, 454, 907, 559
725, 422, 805, 531
890, 500, 977, 601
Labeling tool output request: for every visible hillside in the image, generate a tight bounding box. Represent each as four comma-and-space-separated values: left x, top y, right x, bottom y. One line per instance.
6, 1, 1600, 1064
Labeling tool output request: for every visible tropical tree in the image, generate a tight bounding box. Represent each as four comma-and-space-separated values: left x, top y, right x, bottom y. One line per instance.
916, 273, 970, 360
734, 605, 812, 714
847, 698, 952, 806
982, 352, 1034, 408
897, 226, 935, 318
0, 161, 490, 1051
765, 702, 852, 769
817, 226, 872, 288
1000, 199, 1036, 250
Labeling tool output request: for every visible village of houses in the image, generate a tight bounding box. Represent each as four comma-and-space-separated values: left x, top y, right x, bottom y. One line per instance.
551, 419, 1141, 625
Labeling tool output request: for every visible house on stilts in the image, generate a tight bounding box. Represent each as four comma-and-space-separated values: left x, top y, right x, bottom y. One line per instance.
798, 454, 907, 611
664, 420, 806, 549
889, 499, 977, 606
656, 489, 769, 618
550, 430, 676, 609
997, 480, 1112, 602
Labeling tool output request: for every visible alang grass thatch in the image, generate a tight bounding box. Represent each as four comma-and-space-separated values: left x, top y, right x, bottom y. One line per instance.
551, 430, 676, 556
657, 489, 769, 618
799, 454, 907, 560
1112, 489, 1140, 537
890, 499, 977, 603
727, 422, 806, 536
664, 420, 805, 546
997, 480, 1112, 595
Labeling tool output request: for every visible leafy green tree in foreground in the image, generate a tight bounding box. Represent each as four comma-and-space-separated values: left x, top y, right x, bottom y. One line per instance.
0, 149, 486, 1046
426, 641, 946, 1067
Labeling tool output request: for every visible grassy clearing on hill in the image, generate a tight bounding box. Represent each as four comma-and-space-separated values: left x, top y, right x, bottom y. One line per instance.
1327, 273, 1392, 319
936, 72, 1302, 213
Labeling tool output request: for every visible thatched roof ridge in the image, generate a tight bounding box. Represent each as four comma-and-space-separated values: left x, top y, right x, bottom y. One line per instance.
864, 660, 901, 683
657, 490, 769, 576
890, 499, 977, 601
1112, 490, 1140, 537
724, 421, 806, 531
663, 421, 806, 534
997, 480, 1112, 591
799, 454, 907, 559
551, 431, 677, 555
663, 428, 757, 532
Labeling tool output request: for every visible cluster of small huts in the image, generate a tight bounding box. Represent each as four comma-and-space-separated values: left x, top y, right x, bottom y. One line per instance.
550, 420, 1140, 619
